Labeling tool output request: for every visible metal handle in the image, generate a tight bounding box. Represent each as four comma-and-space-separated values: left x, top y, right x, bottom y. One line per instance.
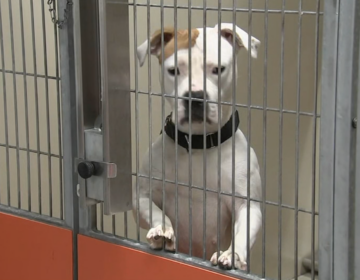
99, 0, 132, 214
77, 0, 132, 215
77, 161, 96, 179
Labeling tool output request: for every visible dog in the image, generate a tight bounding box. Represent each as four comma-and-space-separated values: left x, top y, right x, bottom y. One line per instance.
133, 23, 262, 270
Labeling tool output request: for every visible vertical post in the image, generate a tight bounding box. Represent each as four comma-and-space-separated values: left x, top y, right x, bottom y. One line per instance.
318, 1, 338, 279
355, 51, 360, 280
57, 0, 79, 279
76, 0, 97, 233
355, 57, 360, 280
319, 1, 359, 280
353, 4, 360, 280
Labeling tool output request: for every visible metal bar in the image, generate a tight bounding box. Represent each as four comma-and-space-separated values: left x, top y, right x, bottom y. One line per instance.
30, 0, 42, 214
123, 211, 128, 238
85, 229, 277, 280
319, 0, 360, 279
216, 0, 222, 263
112, 214, 115, 235
174, 0, 179, 253
0, 69, 59, 80
99, 0, 132, 215
58, 0, 81, 278
133, 0, 140, 242
261, 0, 269, 277
130, 90, 321, 117
0, 204, 66, 227
355, 12, 360, 279
18, 0, 31, 212
246, 0, 253, 273
41, 0, 53, 217
53, 1, 64, 220
76, 0, 103, 238
146, 0, 152, 234
77, 0, 99, 234
278, 1, 286, 278
231, 1, 236, 270
332, 0, 358, 278
78, 0, 100, 129
160, 0, 166, 251
134, 172, 319, 215
355, 5, 360, 279
202, 0, 207, 261
127, 3, 323, 16
311, 0, 321, 279
187, 0, 193, 257
0, 144, 61, 158
0, 0, 11, 206
294, 1, 303, 279
318, 1, 339, 279
100, 204, 104, 232
8, 0, 21, 209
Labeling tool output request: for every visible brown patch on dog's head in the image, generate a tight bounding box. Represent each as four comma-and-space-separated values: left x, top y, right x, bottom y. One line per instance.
220, 28, 243, 51
149, 27, 200, 63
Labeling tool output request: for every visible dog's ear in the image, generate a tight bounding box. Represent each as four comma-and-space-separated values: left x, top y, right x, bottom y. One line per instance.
215, 23, 260, 58
137, 27, 175, 67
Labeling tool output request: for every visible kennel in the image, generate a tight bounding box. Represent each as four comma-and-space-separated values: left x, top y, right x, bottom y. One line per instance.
0, 0, 359, 280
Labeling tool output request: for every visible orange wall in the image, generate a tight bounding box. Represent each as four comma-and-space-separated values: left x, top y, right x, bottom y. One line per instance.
78, 235, 242, 280
0, 212, 73, 280
0, 212, 244, 280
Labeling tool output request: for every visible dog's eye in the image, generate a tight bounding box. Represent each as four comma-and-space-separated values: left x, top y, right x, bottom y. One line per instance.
167, 67, 180, 76
212, 66, 226, 75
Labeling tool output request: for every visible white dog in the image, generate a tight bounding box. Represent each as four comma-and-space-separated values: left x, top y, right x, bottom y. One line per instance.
133, 23, 262, 270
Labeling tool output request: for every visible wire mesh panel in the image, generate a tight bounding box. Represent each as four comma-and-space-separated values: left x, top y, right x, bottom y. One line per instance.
0, 0, 64, 221
88, 1, 323, 279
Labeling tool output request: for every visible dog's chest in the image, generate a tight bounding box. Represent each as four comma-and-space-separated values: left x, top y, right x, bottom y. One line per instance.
162, 147, 235, 192
149, 149, 235, 255
147, 134, 252, 199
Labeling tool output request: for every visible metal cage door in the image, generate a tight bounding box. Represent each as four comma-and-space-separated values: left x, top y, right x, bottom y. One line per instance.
73, 0, 360, 280
0, 1, 78, 279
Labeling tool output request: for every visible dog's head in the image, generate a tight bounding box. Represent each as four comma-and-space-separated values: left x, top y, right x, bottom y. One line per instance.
137, 23, 260, 134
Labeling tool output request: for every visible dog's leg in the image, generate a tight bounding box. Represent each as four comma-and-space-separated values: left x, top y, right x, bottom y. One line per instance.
134, 196, 176, 252
210, 202, 261, 270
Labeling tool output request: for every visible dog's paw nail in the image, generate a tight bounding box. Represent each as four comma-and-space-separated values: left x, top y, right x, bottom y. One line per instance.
210, 251, 224, 266
164, 231, 173, 240
210, 255, 217, 265
164, 228, 176, 251
239, 261, 247, 271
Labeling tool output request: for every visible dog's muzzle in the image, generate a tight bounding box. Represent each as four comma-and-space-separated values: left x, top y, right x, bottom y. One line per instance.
182, 91, 210, 124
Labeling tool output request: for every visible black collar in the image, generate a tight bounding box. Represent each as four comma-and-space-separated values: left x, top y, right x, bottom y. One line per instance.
161, 110, 240, 152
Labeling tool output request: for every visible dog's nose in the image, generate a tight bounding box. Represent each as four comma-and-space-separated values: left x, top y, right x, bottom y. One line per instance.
183, 91, 206, 113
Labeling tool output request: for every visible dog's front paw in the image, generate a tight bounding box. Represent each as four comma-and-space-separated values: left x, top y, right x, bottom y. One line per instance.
210, 250, 247, 270
146, 225, 176, 252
